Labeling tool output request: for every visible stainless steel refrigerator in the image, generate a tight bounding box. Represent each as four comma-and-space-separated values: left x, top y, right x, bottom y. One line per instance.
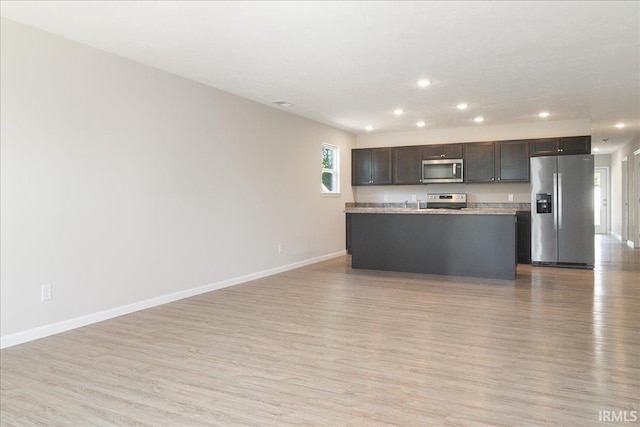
531, 155, 594, 268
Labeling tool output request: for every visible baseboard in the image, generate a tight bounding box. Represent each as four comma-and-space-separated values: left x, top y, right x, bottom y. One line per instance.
610, 232, 622, 241
0, 250, 347, 349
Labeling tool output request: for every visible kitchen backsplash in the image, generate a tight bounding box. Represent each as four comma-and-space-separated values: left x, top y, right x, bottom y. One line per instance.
353, 182, 531, 204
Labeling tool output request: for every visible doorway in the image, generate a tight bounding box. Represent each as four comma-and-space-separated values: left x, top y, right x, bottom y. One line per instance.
594, 167, 609, 234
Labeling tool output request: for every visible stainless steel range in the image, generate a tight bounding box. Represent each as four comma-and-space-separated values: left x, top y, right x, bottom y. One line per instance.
425, 193, 467, 209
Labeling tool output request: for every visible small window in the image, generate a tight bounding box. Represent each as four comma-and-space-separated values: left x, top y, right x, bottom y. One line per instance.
322, 143, 340, 194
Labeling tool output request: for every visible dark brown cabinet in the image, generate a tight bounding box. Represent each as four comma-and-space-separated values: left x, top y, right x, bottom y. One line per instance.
559, 136, 591, 154
352, 149, 373, 185
465, 140, 530, 183
422, 143, 463, 159
530, 138, 559, 156
464, 142, 496, 182
516, 211, 531, 264
531, 136, 590, 156
496, 140, 530, 182
392, 146, 422, 184
352, 148, 393, 185
351, 135, 588, 187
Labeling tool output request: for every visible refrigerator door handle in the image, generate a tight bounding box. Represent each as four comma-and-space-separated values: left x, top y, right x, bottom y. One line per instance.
553, 173, 558, 230
558, 173, 562, 230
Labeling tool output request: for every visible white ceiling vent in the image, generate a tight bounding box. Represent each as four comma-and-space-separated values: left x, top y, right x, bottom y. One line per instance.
272, 100, 294, 107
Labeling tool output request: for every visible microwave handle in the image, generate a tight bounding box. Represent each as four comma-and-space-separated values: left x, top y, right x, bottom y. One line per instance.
453, 163, 457, 176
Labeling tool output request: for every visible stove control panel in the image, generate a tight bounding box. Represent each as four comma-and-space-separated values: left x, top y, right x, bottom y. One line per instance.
425, 193, 467, 209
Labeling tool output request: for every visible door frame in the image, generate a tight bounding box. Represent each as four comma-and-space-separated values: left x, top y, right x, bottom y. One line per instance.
634, 149, 640, 248
622, 157, 629, 242
594, 166, 609, 234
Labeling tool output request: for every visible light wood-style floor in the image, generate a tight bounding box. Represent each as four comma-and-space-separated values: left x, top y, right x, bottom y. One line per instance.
1, 235, 638, 426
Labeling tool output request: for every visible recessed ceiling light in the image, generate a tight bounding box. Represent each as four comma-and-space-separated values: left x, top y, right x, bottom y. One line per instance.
615, 122, 625, 128
538, 111, 550, 118
416, 121, 426, 127
272, 100, 293, 107
456, 103, 468, 110
393, 109, 405, 116
593, 147, 601, 152
474, 116, 484, 123
417, 80, 431, 87
365, 125, 374, 131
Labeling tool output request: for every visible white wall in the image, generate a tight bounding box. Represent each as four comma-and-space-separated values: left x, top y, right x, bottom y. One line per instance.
610, 136, 640, 243
0, 19, 356, 344
355, 119, 591, 203
595, 154, 611, 168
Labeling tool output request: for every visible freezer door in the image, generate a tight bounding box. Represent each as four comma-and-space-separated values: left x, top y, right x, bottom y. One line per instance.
558, 155, 594, 265
531, 156, 558, 263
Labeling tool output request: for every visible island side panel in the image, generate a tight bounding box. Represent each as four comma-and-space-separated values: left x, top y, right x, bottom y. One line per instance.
349, 213, 516, 280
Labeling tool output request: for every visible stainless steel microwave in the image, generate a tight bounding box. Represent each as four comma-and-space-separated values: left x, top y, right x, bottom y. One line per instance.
422, 158, 464, 183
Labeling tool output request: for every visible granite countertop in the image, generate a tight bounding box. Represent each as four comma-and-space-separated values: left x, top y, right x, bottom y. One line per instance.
344, 207, 518, 215
345, 202, 530, 215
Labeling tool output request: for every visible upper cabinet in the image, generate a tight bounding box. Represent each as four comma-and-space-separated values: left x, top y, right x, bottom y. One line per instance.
392, 146, 423, 185
422, 144, 463, 159
352, 148, 393, 185
495, 140, 530, 182
351, 135, 588, 187
465, 140, 530, 183
464, 142, 496, 183
531, 136, 591, 156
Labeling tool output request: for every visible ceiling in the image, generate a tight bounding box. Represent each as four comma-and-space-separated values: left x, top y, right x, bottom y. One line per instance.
1, 1, 639, 153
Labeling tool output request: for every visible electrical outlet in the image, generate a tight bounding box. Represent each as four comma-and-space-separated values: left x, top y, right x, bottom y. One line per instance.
412, 194, 417, 202
508, 193, 514, 202
383, 194, 389, 202
41, 284, 52, 301
277, 244, 282, 254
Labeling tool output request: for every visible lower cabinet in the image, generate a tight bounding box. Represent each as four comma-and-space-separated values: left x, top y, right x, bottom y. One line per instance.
346, 213, 351, 254
517, 211, 531, 264
349, 212, 517, 280
348, 211, 531, 265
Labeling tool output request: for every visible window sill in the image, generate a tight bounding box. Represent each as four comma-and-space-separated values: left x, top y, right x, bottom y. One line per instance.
321, 192, 342, 198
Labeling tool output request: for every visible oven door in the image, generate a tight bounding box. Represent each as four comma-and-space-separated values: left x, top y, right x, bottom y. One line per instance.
422, 159, 464, 183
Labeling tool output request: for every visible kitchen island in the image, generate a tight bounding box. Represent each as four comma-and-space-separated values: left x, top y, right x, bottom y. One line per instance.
346, 207, 517, 280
